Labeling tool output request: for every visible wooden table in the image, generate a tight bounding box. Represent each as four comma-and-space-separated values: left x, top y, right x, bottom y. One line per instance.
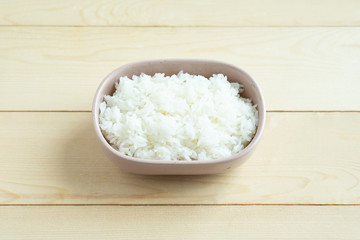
1, 1, 359, 239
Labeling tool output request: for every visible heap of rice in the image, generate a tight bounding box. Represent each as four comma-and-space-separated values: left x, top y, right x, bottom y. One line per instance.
99, 71, 258, 161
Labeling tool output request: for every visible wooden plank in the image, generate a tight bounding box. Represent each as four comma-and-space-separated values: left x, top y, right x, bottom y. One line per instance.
0, 27, 359, 111
0, 0, 359, 26
0, 112, 359, 204
0, 206, 359, 239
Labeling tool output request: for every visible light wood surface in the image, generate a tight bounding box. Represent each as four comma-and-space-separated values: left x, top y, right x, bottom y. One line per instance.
1, 0, 359, 239
1, 206, 359, 239
0, 0, 359, 26
1, 112, 359, 204
1, 27, 359, 111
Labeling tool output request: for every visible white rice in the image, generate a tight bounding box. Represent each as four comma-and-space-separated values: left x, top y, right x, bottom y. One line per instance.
99, 71, 258, 161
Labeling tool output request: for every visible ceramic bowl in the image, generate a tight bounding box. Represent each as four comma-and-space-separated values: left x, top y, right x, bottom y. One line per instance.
92, 59, 265, 175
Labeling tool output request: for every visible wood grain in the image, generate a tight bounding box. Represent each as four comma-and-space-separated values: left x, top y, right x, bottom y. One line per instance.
1, 206, 359, 239
1, 112, 359, 204
0, 1, 359, 237
0, 27, 359, 111
0, 0, 359, 26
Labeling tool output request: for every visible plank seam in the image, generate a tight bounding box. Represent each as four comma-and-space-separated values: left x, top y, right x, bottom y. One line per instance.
0, 25, 359, 28
0, 204, 359, 207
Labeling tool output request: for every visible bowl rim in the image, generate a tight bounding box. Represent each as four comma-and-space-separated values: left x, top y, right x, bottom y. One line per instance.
92, 58, 266, 165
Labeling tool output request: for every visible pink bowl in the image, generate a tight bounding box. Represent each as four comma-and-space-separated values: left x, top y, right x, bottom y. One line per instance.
92, 59, 265, 175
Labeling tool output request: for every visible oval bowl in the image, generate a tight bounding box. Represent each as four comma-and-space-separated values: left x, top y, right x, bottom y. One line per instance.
92, 59, 265, 175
